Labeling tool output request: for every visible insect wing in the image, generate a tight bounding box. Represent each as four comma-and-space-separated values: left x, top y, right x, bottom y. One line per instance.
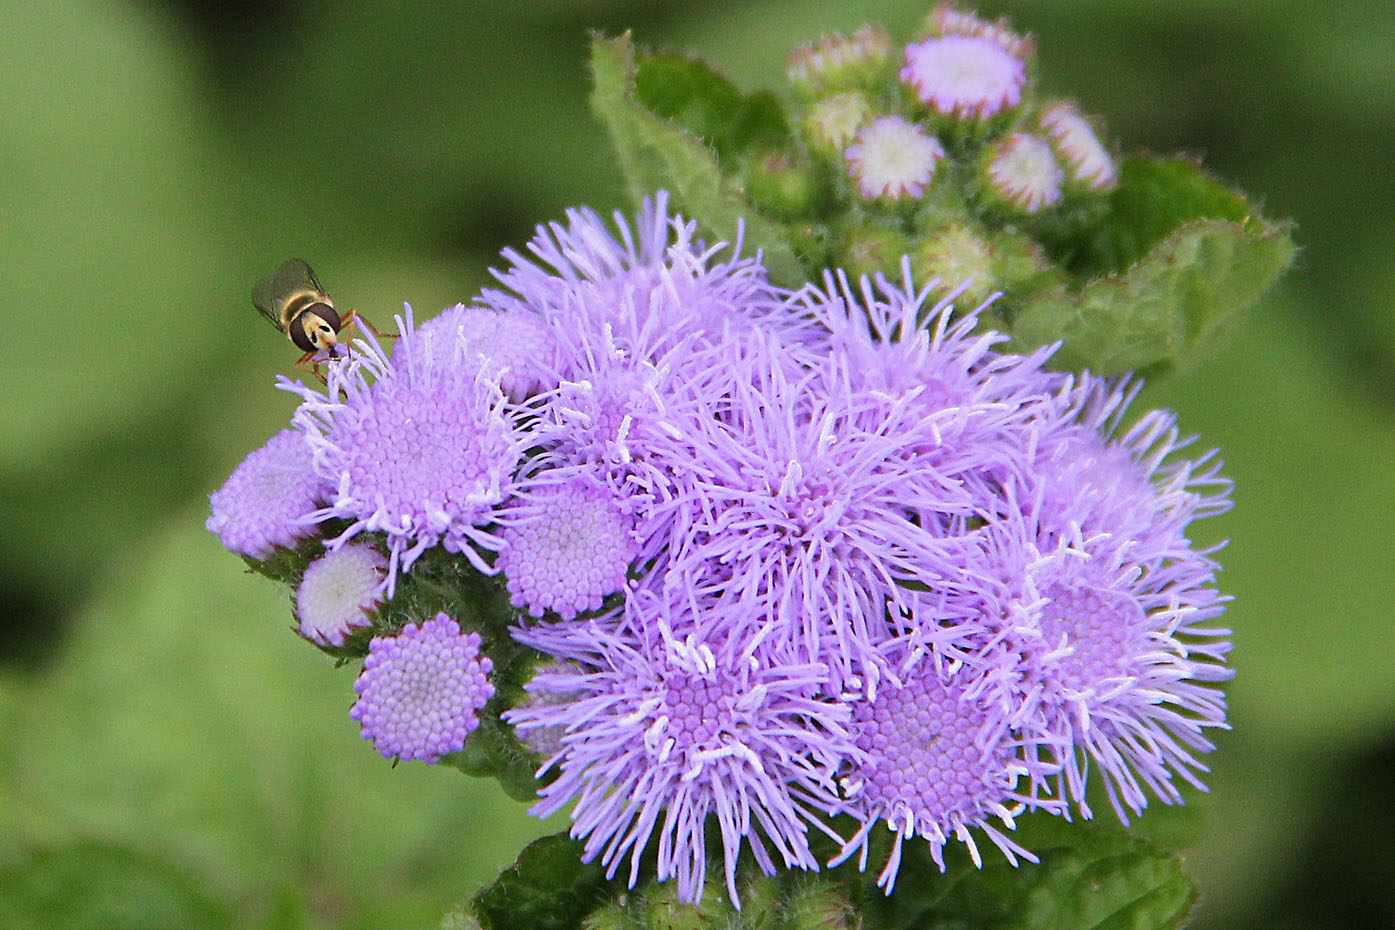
252, 258, 329, 332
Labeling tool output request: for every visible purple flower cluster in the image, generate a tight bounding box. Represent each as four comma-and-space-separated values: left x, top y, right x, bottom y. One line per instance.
209, 195, 1232, 902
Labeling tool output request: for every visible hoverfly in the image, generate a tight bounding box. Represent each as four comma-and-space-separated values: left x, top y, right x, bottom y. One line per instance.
252, 258, 391, 379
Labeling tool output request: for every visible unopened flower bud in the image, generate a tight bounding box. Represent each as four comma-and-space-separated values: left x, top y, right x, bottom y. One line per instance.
744, 147, 820, 220
498, 478, 635, 620
351, 613, 494, 764
913, 223, 998, 309
207, 429, 326, 561
295, 543, 385, 647
780, 879, 855, 930
1040, 100, 1118, 192
844, 115, 944, 202
989, 227, 1060, 296
802, 91, 872, 161
980, 132, 1064, 214
644, 878, 731, 930
901, 34, 1025, 121
786, 25, 893, 99
839, 223, 912, 280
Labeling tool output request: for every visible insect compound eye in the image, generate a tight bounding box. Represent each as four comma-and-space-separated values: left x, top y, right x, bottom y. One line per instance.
288, 314, 316, 352
289, 304, 342, 352
308, 302, 342, 333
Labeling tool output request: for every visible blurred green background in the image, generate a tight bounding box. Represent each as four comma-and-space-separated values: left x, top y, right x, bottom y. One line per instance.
2, 0, 1392, 927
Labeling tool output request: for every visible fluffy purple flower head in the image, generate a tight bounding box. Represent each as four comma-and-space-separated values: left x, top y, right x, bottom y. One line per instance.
831, 655, 1061, 891
508, 598, 853, 906
295, 542, 385, 646
351, 613, 494, 763
497, 476, 637, 620
477, 194, 824, 566
969, 375, 1234, 821
1032, 377, 1233, 541
646, 331, 995, 693
901, 35, 1025, 119
282, 307, 539, 594
207, 428, 326, 559
478, 193, 821, 377
414, 303, 559, 400
796, 262, 1062, 405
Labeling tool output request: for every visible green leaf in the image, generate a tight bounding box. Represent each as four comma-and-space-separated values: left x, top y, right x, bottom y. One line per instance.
0, 844, 230, 930
1, 516, 553, 930
873, 816, 1195, 930
464, 817, 1195, 930
449, 714, 544, 803
632, 55, 788, 164
1041, 156, 1255, 277
470, 832, 610, 930
1011, 216, 1295, 375
590, 34, 805, 284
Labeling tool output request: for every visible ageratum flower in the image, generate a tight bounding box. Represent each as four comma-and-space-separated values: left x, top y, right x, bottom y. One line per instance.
508, 593, 853, 906
648, 331, 994, 693
351, 613, 494, 763
415, 303, 559, 400
405, 190, 1233, 904
207, 428, 327, 560
497, 476, 637, 620
478, 194, 820, 563
282, 307, 539, 594
831, 652, 1061, 891
797, 261, 1061, 405
478, 193, 819, 371
970, 375, 1233, 822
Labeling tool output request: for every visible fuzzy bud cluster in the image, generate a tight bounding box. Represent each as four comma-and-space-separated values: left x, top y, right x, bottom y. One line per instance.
762, 5, 1121, 315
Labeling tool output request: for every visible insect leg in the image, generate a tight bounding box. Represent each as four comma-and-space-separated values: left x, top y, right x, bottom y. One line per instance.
340, 309, 399, 342
294, 349, 330, 385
